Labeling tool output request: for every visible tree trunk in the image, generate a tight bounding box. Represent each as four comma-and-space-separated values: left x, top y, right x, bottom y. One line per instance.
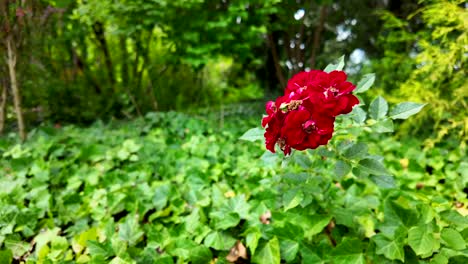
267, 33, 287, 89
92, 22, 115, 88
6, 36, 26, 141
0, 78, 7, 135
310, 5, 328, 69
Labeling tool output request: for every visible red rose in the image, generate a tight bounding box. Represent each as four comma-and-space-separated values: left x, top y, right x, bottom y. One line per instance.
263, 69, 358, 155
281, 109, 335, 151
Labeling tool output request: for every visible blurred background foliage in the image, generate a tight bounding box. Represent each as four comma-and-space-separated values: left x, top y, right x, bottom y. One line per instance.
0, 0, 466, 143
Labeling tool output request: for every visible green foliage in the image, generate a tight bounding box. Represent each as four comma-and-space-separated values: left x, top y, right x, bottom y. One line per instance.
3, 58, 464, 263
374, 0, 467, 144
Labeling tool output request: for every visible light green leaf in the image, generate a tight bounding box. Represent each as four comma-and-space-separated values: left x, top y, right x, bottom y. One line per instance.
252, 237, 280, 264
373, 234, 405, 261
204, 231, 236, 251
283, 190, 304, 211
369, 96, 388, 120
354, 73, 375, 94
279, 239, 299, 262
332, 238, 365, 264
441, 228, 466, 250
374, 119, 394, 133
408, 224, 440, 257
324, 56, 345, 73
87, 240, 114, 259
389, 102, 426, 120
240, 128, 264, 142
307, 215, 333, 237
246, 228, 262, 255
119, 216, 144, 246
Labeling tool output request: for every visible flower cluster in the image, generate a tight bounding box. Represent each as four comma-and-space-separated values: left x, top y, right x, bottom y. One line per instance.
262, 70, 359, 155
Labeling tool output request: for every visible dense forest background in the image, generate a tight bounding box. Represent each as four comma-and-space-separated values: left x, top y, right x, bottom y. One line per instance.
0, 0, 466, 142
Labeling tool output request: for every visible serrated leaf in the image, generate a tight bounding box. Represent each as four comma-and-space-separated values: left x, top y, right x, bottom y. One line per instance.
342, 142, 368, 160
373, 234, 405, 261
369, 96, 388, 120
370, 175, 396, 189
374, 119, 394, 133
389, 102, 426, 120
335, 160, 352, 179
354, 73, 375, 94
358, 158, 391, 176
252, 237, 280, 264
240, 128, 264, 142
351, 106, 367, 124
441, 228, 466, 250
324, 56, 345, 72
408, 224, 439, 257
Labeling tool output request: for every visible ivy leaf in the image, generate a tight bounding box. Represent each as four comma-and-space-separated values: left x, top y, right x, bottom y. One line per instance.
0, 250, 13, 264
332, 238, 366, 264
408, 224, 440, 257
246, 227, 262, 255
441, 228, 466, 250
190, 246, 213, 264
87, 240, 114, 259
279, 239, 299, 262
354, 73, 375, 94
389, 102, 426, 120
369, 96, 388, 120
324, 56, 345, 73
204, 231, 236, 251
119, 216, 144, 246
373, 234, 405, 261
252, 237, 280, 264
240, 128, 264, 142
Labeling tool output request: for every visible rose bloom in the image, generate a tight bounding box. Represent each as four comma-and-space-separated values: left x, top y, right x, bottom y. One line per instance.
262, 70, 358, 155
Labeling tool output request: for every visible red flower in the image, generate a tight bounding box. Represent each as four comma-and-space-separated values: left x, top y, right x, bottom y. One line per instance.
281, 109, 334, 151
262, 69, 359, 155
307, 71, 359, 116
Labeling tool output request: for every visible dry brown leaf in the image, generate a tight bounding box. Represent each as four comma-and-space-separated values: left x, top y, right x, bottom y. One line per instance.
259, 210, 272, 224
226, 240, 248, 263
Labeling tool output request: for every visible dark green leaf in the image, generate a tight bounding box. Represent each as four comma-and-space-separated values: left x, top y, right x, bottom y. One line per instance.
358, 158, 391, 176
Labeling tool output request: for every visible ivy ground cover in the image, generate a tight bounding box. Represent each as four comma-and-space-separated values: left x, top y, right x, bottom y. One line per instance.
0, 110, 467, 263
